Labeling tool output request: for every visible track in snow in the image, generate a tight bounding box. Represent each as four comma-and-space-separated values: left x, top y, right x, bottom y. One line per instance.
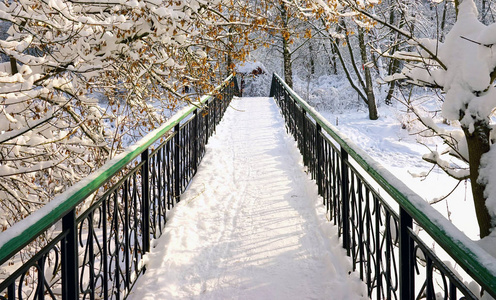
128, 97, 366, 300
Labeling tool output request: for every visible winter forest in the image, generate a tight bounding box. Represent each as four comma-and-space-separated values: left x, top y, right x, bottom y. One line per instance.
1, 0, 496, 271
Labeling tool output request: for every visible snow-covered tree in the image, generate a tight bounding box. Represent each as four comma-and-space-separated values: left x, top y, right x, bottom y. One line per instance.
293, 0, 380, 119
0, 0, 244, 230
346, 0, 496, 238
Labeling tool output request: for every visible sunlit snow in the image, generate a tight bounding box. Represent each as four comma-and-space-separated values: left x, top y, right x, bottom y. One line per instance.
128, 97, 367, 300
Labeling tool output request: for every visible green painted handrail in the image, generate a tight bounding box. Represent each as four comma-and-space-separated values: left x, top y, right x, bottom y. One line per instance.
272, 73, 496, 296
0, 74, 235, 265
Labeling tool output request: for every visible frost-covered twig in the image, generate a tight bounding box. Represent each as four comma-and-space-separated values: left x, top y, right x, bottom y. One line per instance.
429, 180, 464, 205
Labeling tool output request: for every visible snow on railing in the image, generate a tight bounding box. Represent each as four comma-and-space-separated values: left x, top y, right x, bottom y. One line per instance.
0, 75, 239, 299
270, 73, 496, 299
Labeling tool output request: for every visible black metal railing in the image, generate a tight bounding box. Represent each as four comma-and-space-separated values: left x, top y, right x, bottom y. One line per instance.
0, 75, 239, 300
270, 73, 496, 300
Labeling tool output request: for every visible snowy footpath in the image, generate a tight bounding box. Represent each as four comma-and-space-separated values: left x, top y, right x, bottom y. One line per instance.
128, 97, 366, 300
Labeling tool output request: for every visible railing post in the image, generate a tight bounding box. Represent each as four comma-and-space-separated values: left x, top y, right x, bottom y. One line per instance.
61, 209, 78, 300
174, 123, 181, 203
292, 97, 297, 136
302, 110, 307, 166
341, 149, 350, 255
400, 207, 414, 300
37, 257, 45, 299
7, 283, 14, 300
205, 100, 210, 144
124, 179, 130, 290
141, 150, 150, 253
316, 123, 323, 199
228, 80, 232, 101
193, 109, 198, 174
213, 97, 217, 132
288, 93, 293, 135
269, 74, 276, 97
234, 77, 240, 97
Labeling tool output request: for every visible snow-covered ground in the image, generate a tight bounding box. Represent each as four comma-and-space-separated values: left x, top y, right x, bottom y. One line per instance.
128, 97, 367, 300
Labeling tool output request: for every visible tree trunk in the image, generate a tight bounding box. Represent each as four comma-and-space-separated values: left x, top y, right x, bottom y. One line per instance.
324, 20, 368, 104
358, 28, 378, 120
439, 0, 448, 42
281, 2, 293, 88
385, 5, 403, 105
227, 26, 234, 77
343, 22, 366, 91
309, 43, 315, 76
307, 43, 315, 100
454, 0, 460, 19
10, 57, 18, 74
331, 43, 338, 74
283, 35, 293, 88
385, 63, 399, 105
332, 39, 367, 104
453, 0, 493, 239
463, 121, 493, 238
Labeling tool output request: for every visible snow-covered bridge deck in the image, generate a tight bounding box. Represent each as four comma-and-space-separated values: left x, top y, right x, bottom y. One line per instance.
128, 97, 366, 299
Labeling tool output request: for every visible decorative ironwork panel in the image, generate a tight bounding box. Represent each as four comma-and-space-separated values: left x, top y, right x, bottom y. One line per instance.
410, 231, 478, 299
0, 234, 65, 300
347, 168, 400, 299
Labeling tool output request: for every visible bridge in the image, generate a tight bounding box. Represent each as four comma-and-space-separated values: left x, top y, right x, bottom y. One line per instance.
1, 74, 496, 299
